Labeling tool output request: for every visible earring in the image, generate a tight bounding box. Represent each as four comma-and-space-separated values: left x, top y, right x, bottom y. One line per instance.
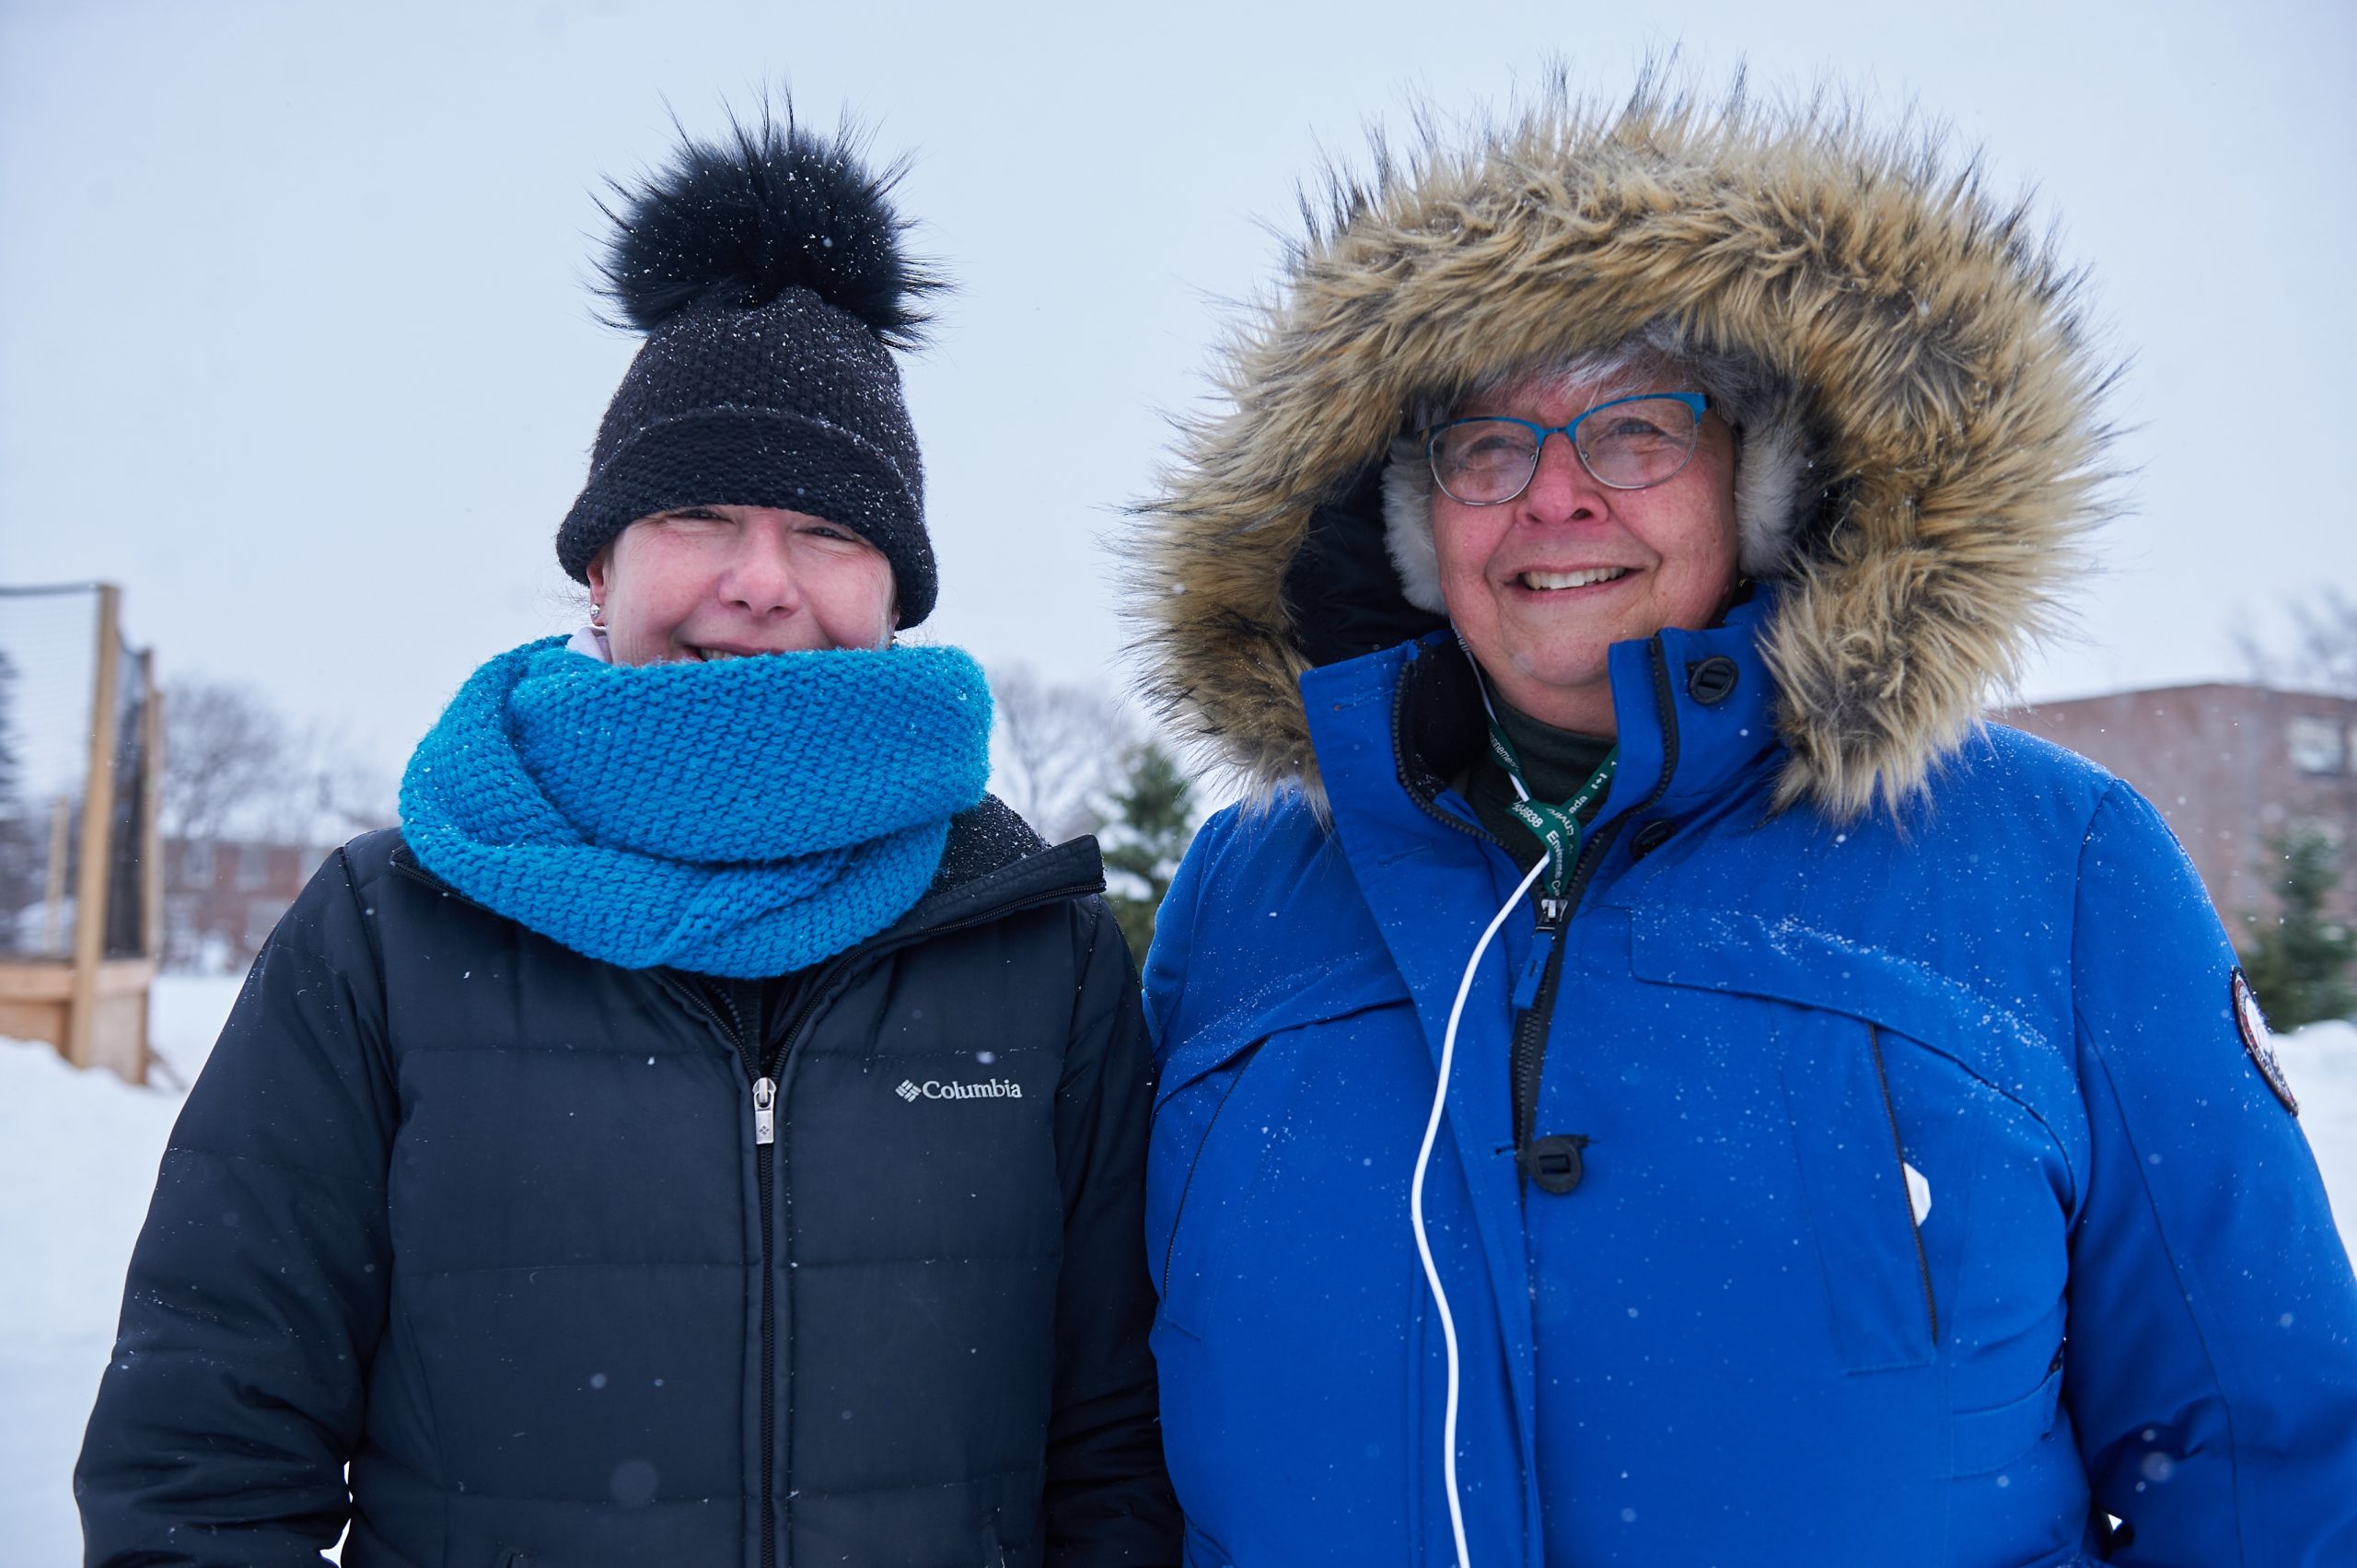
589, 603, 606, 627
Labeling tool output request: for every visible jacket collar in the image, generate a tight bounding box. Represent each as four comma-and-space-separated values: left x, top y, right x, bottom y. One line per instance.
900, 802, 1105, 936
1365, 590, 1784, 837
391, 796, 1102, 959
1596, 590, 1782, 820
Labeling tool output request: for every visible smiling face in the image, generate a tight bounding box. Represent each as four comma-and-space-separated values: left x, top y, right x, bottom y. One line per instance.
586, 505, 897, 666
1431, 371, 1740, 735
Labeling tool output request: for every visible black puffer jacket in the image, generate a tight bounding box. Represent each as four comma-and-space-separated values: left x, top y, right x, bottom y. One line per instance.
76, 802, 1180, 1568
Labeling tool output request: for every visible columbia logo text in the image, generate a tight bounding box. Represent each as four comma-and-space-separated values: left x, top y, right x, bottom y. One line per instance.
896, 1077, 1023, 1102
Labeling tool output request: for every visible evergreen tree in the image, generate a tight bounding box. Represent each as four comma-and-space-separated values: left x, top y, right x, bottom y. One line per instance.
2238, 827, 2357, 1029
0, 649, 19, 807
1101, 740, 1195, 968
0, 650, 35, 928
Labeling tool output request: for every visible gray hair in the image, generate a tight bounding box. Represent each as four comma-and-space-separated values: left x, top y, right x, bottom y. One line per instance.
1381, 321, 1810, 614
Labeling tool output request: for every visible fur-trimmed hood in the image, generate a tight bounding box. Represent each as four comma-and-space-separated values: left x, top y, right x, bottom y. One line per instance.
1125, 81, 2112, 819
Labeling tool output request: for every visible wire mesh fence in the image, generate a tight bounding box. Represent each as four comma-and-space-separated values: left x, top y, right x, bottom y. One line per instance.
0, 583, 158, 1080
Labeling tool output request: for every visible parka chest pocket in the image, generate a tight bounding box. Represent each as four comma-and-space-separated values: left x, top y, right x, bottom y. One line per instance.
1150, 1028, 1283, 1337
1777, 1015, 1946, 1369
1147, 962, 1412, 1339
1625, 906, 2084, 1376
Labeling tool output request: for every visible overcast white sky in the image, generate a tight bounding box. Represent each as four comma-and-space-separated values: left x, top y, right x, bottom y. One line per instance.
3, 0, 2352, 791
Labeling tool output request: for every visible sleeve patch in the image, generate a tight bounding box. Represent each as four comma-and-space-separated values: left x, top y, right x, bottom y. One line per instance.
2232, 968, 2300, 1117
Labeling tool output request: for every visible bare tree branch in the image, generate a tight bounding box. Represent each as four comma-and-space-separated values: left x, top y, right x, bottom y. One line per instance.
2240, 587, 2357, 698
161, 678, 393, 846
987, 666, 1132, 842
160, 679, 293, 842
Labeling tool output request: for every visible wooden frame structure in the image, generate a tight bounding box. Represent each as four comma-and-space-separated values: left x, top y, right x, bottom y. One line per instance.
0, 584, 159, 1084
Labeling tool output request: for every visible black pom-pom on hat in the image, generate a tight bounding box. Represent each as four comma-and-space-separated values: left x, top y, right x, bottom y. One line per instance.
594, 106, 943, 348
557, 99, 947, 627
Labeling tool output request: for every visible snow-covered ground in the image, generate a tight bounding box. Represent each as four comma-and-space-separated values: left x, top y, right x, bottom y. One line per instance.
1, 975, 242, 1563
2276, 1019, 2357, 1240
4, 983, 2354, 1560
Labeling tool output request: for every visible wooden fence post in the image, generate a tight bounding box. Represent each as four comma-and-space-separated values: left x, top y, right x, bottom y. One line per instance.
139, 651, 164, 963
65, 584, 122, 1070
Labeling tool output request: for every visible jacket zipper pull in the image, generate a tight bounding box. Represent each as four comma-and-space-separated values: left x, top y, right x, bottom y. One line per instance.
1512, 923, 1560, 1012
751, 1076, 776, 1146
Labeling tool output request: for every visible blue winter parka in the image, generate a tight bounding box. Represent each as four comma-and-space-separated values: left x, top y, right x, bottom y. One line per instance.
1121, 87, 2357, 1568
1142, 598, 2357, 1566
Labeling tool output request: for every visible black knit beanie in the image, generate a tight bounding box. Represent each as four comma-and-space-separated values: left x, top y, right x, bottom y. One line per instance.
556, 107, 946, 626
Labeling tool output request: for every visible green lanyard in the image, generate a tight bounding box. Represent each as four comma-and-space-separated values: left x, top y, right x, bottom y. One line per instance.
1481, 708, 1618, 907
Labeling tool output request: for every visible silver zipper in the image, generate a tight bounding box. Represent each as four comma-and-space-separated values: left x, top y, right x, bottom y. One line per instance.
752, 1076, 776, 1146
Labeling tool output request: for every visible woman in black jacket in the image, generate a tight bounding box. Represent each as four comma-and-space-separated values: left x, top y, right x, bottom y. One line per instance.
76, 108, 1179, 1568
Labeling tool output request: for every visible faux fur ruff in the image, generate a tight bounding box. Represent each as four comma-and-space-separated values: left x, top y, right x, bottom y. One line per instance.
1124, 81, 2112, 820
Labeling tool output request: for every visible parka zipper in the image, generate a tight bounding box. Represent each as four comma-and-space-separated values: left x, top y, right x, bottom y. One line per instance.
666, 981, 786, 1568
668, 875, 1102, 1568
1392, 640, 1684, 1179
1505, 900, 1569, 1158
1503, 642, 1681, 1178
756, 1090, 779, 1568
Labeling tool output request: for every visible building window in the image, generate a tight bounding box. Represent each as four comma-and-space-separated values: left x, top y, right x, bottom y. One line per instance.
237, 843, 273, 890
180, 839, 215, 888
2287, 714, 2344, 775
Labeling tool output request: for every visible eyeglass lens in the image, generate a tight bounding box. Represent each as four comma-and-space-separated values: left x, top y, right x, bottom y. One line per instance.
1428, 396, 1701, 505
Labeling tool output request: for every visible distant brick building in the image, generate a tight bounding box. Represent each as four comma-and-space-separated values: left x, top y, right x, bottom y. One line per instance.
162, 836, 334, 971
1996, 685, 2357, 928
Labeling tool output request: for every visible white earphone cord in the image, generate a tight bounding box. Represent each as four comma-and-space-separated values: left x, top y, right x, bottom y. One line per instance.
1411, 848, 1547, 1568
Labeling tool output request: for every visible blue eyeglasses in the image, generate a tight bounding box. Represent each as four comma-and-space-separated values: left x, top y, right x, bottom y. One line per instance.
1424, 391, 1709, 505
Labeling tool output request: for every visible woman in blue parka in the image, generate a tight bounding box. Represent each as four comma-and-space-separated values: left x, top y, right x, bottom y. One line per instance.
1123, 84, 2357, 1566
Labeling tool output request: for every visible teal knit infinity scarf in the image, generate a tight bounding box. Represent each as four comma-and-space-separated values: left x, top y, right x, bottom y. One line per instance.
400, 637, 992, 977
